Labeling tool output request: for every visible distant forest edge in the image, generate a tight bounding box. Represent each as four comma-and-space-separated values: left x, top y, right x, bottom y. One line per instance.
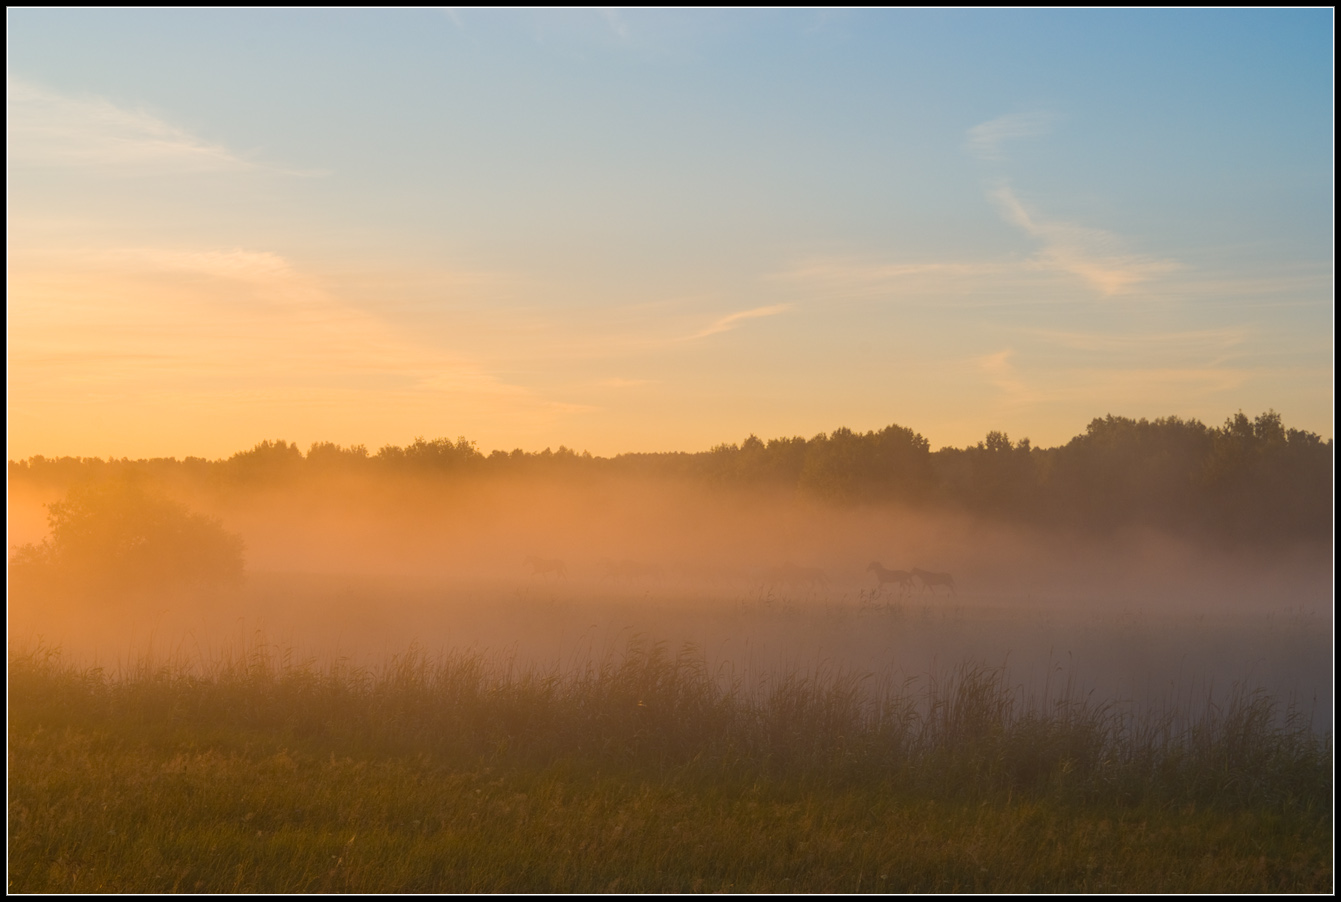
9, 411, 1332, 544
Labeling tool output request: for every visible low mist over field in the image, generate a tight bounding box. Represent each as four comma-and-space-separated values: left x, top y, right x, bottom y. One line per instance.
10, 412, 1332, 728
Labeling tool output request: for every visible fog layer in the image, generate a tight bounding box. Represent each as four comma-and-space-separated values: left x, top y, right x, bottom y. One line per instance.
9, 462, 1331, 730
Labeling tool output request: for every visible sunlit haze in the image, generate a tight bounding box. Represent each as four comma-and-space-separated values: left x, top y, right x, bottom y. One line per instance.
7, 9, 1332, 460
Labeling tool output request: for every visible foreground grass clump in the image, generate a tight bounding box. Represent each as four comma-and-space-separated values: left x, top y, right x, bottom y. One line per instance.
9, 640, 1331, 892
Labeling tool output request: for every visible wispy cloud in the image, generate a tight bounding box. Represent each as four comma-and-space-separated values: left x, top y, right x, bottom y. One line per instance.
1088, 366, 1251, 399
990, 185, 1179, 296
773, 259, 1035, 301
965, 111, 1055, 161
977, 348, 1031, 402
775, 233, 1179, 303
976, 346, 1253, 413
7, 245, 532, 402
1020, 326, 1250, 359
1150, 264, 1334, 306
106, 248, 296, 283
6, 77, 310, 175
686, 304, 793, 340
966, 112, 1182, 296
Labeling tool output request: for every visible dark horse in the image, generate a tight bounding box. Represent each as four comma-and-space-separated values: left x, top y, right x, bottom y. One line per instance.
867, 562, 914, 593
911, 567, 956, 595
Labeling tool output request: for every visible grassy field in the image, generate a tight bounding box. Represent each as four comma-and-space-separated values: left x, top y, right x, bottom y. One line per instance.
8, 635, 1331, 893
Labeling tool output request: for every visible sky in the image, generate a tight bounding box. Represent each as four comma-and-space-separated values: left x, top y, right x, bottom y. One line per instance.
7, 9, 1334, 460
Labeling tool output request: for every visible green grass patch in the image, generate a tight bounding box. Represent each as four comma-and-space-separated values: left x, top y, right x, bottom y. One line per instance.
9, 639, 1331, 892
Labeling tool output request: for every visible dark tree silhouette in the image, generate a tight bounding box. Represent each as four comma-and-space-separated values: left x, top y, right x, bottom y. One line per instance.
6, 411, 1330, 545
1200, 410, 1333, 540
11, 480, 244, 597
1040, 415, 1212, 531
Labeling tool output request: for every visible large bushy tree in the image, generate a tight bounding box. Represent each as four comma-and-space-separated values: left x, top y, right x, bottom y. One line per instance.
11, 480, 244, 596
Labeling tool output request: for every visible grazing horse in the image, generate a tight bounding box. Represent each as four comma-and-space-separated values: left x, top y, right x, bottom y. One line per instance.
867, 562, 914, 594
524, 556, 567, 579
911, 567, 956, 595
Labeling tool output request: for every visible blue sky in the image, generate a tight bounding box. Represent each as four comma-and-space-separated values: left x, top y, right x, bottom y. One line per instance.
7, 9, 1333, 458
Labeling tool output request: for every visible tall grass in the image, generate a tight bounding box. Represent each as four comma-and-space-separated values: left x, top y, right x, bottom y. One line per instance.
10, 635, 1328, 808
11, 635, 1333, 891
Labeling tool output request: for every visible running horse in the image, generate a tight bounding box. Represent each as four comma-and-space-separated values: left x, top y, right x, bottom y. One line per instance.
911, 567, 956, 595
867, 562, 914, 594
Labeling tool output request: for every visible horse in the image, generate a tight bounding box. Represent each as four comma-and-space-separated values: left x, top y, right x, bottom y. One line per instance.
524, 556, 568, 579
867, 562, 914, 594
911, 567, 956, 595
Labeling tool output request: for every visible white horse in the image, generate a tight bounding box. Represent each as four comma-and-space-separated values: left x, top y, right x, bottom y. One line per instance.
867, 562, 914, 594
524, 556, 568, 579
911, 567, 956, 595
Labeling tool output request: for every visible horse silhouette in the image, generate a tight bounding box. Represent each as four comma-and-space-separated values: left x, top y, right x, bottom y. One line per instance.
867, 562, 914, 593
911, 567, 956, 595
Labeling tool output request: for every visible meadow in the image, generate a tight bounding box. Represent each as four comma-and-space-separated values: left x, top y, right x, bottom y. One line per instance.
9, 575, 1333, 893
7, 429, 1333, 892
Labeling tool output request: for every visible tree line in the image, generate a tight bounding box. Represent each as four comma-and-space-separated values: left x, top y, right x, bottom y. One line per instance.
9, 411, 1331, 544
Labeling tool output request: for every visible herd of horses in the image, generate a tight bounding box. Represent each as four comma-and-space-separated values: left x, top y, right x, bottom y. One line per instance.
523, 556, 955, 595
